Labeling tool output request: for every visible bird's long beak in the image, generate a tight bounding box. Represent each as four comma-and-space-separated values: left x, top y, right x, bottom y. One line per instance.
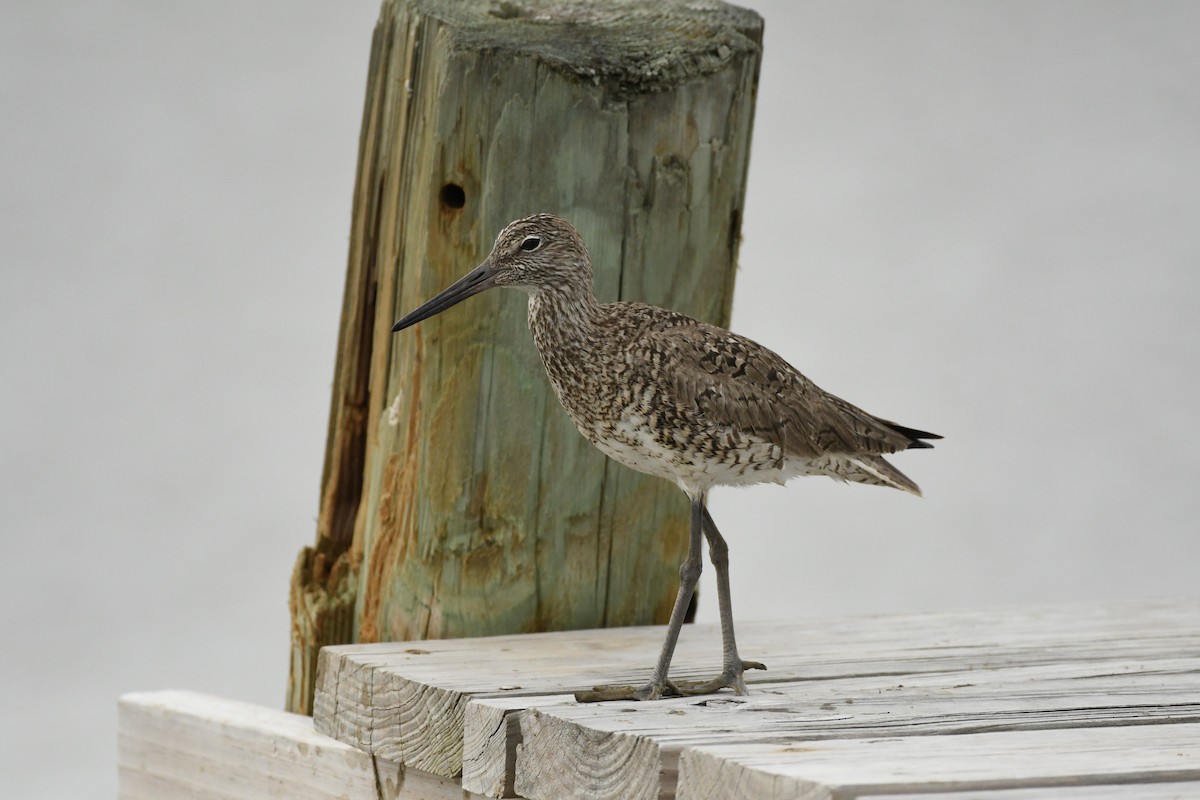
391, 259, 499, 332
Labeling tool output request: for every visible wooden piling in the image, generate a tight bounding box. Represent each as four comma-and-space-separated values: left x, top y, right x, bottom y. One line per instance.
288, 0, 763, 714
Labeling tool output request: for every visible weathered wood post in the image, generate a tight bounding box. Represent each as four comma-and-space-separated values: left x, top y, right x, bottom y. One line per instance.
288, 0, 763, 714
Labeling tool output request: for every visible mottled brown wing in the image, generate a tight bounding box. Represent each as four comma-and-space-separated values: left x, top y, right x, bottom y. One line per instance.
643, 323, 917, 459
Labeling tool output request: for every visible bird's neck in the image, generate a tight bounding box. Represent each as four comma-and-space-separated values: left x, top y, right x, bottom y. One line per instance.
527, 281, 605, 406
528, 282, 601, 350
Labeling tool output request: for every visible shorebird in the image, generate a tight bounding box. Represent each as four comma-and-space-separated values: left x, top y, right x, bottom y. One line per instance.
392, 213, 940, 701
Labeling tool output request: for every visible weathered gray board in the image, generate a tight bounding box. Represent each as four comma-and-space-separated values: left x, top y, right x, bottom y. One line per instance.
117, 691, 478, 800
313, 598, 1200, 799
675, 725, 1200, 800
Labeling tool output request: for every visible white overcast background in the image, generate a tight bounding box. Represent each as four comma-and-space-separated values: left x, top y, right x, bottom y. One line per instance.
3, 2, 1198, 797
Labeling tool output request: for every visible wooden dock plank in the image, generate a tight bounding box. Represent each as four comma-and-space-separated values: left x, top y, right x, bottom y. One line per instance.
674, 724, 1200, 800
508, 658, 1200, 799
311, 598, 1200, 788
122, 600, 1200, 799
117, 690, 482, 800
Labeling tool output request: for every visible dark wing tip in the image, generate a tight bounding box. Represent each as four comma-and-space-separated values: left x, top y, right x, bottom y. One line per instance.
884, 422, 943, 449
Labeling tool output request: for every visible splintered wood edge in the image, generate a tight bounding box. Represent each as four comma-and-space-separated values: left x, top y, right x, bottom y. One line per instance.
514, 708, 665, 800
462, 694, 577, 797
673, 723, 1200, 800
462, 699, 518, 797
117, 690, 480, 800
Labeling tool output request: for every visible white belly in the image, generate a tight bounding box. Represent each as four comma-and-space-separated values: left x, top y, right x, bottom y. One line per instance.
587, 415, 807, 495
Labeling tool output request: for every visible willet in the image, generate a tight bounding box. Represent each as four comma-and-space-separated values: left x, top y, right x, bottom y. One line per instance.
393, 213, 940, 701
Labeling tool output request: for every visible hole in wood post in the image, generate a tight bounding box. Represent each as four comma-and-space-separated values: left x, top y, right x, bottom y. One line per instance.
439, 183, 466, 210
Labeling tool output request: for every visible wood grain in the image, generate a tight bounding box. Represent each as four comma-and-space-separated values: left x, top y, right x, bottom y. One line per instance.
129, 601, 1200, 799
513, 658, 1200, 799
675, 724, 1200, 800
309, 598, 1200, 798
117, 690, 480, 800
288, 0, 763, 713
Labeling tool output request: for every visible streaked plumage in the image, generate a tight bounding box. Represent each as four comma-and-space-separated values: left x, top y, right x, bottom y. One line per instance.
393, 213, 940, 701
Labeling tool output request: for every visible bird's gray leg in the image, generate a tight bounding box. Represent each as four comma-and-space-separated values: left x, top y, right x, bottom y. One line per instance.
574, 498, 705, 702
670, 506, 767, 696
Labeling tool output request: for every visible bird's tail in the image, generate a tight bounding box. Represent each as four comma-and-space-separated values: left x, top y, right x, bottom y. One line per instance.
881, 420, 943, 450
843, 455, 923, 496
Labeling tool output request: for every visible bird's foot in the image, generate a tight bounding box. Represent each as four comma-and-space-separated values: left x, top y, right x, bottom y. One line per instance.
671, 659, 767, 697
574, 660, 766, 703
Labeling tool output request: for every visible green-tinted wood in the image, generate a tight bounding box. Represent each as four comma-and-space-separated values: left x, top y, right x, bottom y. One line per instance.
289, 0, 762, 711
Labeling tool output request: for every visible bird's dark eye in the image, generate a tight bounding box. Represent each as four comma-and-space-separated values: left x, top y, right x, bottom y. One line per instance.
520, 235, 542, 252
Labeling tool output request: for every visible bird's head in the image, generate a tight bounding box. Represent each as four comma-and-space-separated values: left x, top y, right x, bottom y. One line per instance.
392, 213, 593, 333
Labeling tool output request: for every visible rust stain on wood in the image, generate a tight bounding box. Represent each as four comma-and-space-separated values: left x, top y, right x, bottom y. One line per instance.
359, 329, 426, 643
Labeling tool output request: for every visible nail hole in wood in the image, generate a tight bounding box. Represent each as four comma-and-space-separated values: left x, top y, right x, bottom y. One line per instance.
440, 183, 466, 210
